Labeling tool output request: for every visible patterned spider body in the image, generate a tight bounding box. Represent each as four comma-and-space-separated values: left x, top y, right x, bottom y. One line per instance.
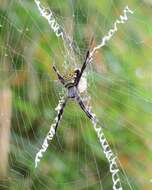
63, 69, 80, 99
64, 69, 80, 88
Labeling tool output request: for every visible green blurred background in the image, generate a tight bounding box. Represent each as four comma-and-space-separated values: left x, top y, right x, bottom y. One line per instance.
0, 0, 152, 189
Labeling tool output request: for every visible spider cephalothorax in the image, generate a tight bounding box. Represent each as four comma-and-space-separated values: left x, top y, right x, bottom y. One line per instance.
63, 69, 80, 89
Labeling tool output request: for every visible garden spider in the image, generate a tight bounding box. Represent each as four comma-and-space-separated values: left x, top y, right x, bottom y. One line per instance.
35, 40, 104, 168
52, 45, 103, 133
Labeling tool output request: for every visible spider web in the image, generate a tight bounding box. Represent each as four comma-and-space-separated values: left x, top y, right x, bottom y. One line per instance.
0, 0, 152, 190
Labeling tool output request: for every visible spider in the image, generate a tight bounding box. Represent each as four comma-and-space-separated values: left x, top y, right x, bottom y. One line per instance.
35, 40, 105, 168
52, 45, 104, 133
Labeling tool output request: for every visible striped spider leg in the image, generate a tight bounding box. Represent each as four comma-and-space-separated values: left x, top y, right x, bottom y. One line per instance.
53, 65, 65, 85
75, 37, 94, 86
54, 96, 68, 133
75, 93, 105, 128
75, 94, 98, 123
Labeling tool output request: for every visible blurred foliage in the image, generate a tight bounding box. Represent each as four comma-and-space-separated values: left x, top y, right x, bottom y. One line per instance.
0, 0, 152, 189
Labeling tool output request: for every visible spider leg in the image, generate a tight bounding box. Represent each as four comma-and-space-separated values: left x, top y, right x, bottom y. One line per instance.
54, 96, 68, 133
76, 94, 96, 121
76, 94, 105, 128
75, 50, 90, 86
53, 65, 65, 85
76, 37, 94, 86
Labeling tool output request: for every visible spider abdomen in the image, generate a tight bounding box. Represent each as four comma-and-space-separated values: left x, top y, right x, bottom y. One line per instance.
67, 86, 77, 98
